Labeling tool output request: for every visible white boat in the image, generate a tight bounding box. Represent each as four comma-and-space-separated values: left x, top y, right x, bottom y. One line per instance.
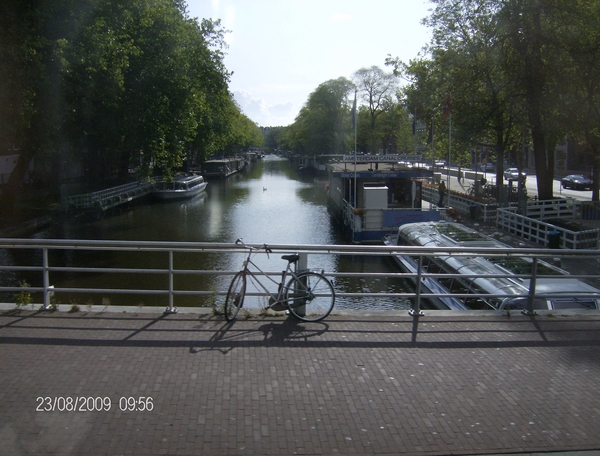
384, 221, 600, 311
152, 174, 207, 201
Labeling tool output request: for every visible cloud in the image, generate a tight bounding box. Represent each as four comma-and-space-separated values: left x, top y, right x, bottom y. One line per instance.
233, 90, 296, 127
331, 12, 353, 22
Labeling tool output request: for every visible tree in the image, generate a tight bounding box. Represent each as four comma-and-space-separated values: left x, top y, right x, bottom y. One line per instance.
389, 0, 574, 201
222, 105, 264, 155
263, 127, 285, 152
0, 0, 82, 209
498, 0, 568, 200
0, 0, 241, 199
65, 1, 233, 181
558, 0, 600, 201
286, 78, 354, 155
352, 66, 398, 154
422, 0, 527, 197
186, 18, 236, 165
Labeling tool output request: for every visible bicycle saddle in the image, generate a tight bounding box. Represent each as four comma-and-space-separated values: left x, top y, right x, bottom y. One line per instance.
281, 254, 299, 263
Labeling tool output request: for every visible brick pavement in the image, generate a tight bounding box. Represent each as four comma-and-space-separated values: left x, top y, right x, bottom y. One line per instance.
1, 309, 600, 455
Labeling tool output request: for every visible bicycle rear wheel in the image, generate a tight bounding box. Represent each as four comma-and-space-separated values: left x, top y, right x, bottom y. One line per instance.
225, 271, 246, 321
285, 271, 335, 322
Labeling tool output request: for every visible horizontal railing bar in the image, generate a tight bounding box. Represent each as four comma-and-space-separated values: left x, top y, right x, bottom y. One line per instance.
2, 263, 593, 283
17, 268, 546, 281
0, 269, 593, 282
0, 266, 41, 272
43, 267, 170, 274
2, 238, 599, 314
6, 285, 569, 301
1, 238, 599, 258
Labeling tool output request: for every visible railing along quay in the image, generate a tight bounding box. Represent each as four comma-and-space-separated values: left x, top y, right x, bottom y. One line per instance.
63, 181, 153, 212
1, 238, 599, 315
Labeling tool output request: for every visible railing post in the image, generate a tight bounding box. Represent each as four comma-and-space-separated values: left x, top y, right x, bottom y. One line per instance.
294, 252, 308, 317
523, 257, 538, 316
409, 255, 424, 317
164, 250, 178, 314
42, 248, 53, 310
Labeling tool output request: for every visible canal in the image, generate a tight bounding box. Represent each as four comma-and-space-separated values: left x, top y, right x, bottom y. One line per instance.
12, 156, 415, 310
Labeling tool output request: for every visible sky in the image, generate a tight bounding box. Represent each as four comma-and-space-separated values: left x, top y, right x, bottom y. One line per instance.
185, 0, 433, 127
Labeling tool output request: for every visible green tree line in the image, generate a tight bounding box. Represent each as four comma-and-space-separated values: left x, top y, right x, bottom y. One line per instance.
0, 0, 263, 210
388, 0, 600, 201
271, 69, 412, 158
266, 0, 600, 202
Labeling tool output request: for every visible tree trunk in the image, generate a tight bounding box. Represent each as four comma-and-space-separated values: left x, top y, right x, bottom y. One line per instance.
530, 122, 554, 200
521, 1, 554, 200
585, 130, 600, 202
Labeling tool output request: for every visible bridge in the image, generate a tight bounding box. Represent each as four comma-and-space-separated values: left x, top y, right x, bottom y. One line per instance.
1, 238, 598, 314
63, 181, 154, 214
2, 239, 600, 454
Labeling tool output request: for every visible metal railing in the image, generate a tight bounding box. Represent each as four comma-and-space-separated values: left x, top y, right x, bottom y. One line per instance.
1, 238, 599, 315
497, 201, 600, 249
64, 181, 153, 210
422, 184, 499, 222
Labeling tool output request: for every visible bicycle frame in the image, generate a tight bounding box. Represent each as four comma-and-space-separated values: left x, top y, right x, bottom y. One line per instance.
240, 252, 296, 305
225, 240, 336, 322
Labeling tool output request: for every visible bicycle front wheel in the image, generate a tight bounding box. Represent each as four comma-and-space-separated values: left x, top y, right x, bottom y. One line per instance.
285, 271, 335, 322
225, 271, 246, 321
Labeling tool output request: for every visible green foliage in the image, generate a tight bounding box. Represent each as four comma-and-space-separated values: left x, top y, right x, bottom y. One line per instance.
69, 304, 80, 313
286, 78, 355, 155
352, 66, 398, 153
0, 0, 253, 203
63, 0, 232, 180
263, 127, 286, 152
284, 69, 407, 156
386, 0, 600, 201
6, 0, 600, 203
14, 280, 33, 310
222, 104, 264, 155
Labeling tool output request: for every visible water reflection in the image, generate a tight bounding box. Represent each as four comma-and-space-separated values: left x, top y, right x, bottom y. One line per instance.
4, 156, 414, 310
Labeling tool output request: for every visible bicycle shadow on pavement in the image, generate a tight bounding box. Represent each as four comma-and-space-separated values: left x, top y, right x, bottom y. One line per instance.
257, 318, 329, 345
189, 316, 329, 354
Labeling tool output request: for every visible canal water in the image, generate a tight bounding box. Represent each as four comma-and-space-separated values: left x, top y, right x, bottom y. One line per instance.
14, 156, 414, 310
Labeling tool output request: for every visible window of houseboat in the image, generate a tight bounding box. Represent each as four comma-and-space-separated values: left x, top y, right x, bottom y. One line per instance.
551, 299, 597, 310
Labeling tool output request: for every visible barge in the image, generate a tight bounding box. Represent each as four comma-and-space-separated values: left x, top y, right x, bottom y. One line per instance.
383, 221, 600, 311
202, 158, 245, 178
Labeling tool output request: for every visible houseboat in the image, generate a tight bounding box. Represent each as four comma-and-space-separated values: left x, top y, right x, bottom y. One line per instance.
326, 155, 440, 243
201, 157, 245, 178
383, 221, 600, 311
152, 174, 207, 201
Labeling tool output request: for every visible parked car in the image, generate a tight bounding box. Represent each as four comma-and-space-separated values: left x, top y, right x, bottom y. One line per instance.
503, 168, 526, 181
561, 174, 592, 190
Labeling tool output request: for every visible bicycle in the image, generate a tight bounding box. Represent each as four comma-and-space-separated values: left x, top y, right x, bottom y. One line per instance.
224, 239, 335, 322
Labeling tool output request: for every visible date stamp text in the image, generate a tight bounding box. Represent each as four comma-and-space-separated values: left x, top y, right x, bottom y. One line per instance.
36, 396, 154, 412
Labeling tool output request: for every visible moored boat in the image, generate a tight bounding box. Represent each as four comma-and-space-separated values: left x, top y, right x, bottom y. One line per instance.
326, 156, 441, 243
152, 174, 207, 201
201, 158, 244, 178
383, 221, 600, 311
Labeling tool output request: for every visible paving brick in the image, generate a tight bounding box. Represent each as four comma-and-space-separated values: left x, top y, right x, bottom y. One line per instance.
1, 311, 600, 454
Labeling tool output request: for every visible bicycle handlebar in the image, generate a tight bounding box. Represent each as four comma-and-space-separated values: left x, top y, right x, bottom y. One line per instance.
235, 238, 272, 257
